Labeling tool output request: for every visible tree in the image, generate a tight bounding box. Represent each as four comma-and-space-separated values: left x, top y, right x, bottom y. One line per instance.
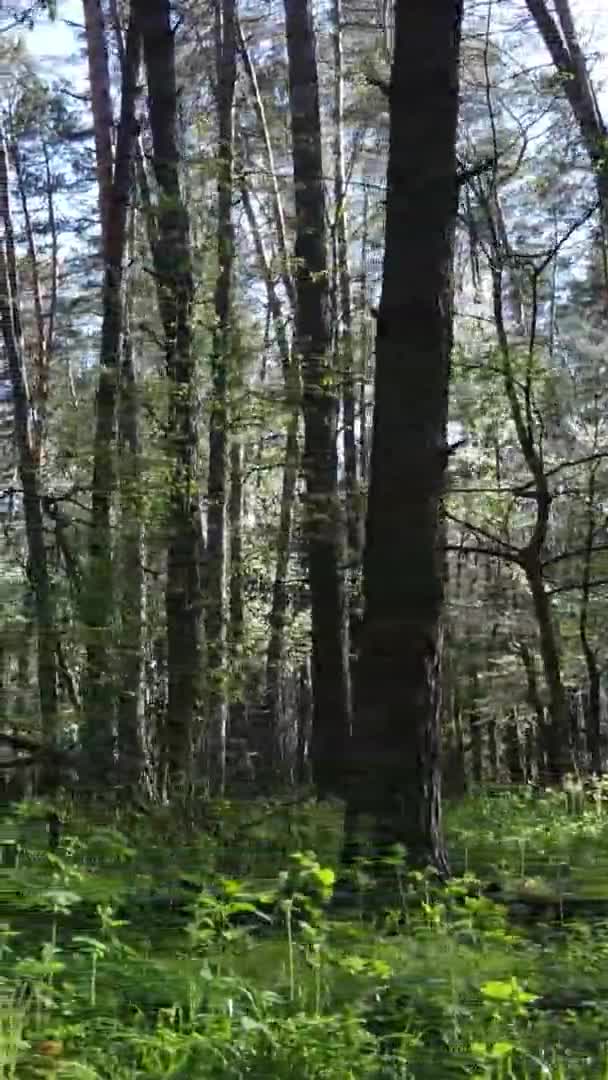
205, 0, 237, 795
283, 0, 351, 798
524, 0, 608, 242
344, 0, 464, 871
0, 124, 59, 780
135, 0, 202, 794
82, 7, 142, 781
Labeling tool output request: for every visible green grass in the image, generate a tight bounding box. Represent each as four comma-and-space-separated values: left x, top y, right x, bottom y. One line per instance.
3, 783, 608, 1077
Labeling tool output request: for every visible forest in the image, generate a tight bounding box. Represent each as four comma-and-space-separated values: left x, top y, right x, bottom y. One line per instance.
1, 0, 608, 1075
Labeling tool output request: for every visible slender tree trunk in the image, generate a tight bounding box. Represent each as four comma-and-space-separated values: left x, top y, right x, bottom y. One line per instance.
505, 710, 525, 784
0, 129, 58, 779
524, 0, 608, 235
228, 435, 245, 738
487, 221, 572, 781
82, 0, 114, 247
136, 0, 202, 793
580, 462, 602, 774
117, 211, 147, 794
523, 557, 571, 779
237, 18, 295, 313
239, 177, 301, 781
488, 716, 499, 782
263, 411, 299, 780
468, 674, 483, 785
9, 135, 48, 452
83, 15, 141, 781
358, 188, 371, 488
344, 0, 463, 873
331, 0, 361, 568
205, 0, 236, 795
516, 638, 547, 778
284, 0, 351, 797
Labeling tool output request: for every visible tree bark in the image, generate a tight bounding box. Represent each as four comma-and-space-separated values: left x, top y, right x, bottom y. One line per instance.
516, 638, 546, 778
205, 0, 237, 795
331, 0, 361, 570
344, 0, 463, 872
284, 0, 351, 798
486, 203, 572, 782
83, 14, 141, 781
523, 555, 571, 779
117, 210, 147, 794
136, 0, 202, 793
505, 710, 525, 785
82, 0, 115, 251
0, 128, 58, 779
580, 462, 602, 774
239, 177, 300, 784
524, 0, 608, 235
228, 435, 245, 739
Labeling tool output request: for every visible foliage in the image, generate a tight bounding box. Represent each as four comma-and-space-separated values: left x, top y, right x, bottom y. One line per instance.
1, 791, 608, 1076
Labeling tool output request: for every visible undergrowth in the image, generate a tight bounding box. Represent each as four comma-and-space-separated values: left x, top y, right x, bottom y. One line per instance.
2, 781, 608, 1077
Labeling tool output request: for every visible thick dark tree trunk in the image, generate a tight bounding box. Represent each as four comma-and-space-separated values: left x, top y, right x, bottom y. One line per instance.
344, 0, 463, 873
136, 0, 202, 793
284, 0, 351, 797
83, 14, 141, 782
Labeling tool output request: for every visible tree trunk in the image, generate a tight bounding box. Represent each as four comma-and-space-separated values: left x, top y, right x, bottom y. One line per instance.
344, 0, 463, 873
239, 176, 300, 783
83, 14, 141, 782
284, 0, 351, 798
523, 557, 571, 780
0, 127, 58, 783
487, 212, 572, 782
580, 462, 602, 774
331, 0, 361, 573
205, 0, 237, 796
469, 675, 483, 785
117, 211, 147, 795
505, 710, 525, 785
487, 716, 499, 783
136, 0, 202, 793
262, 411, 299, 783
82, 0, 114, 248
524, 0, 608, 234
228, 435, 245, 739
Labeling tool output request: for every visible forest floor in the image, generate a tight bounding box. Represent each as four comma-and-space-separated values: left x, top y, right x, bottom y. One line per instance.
3, 783, 608, 1078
